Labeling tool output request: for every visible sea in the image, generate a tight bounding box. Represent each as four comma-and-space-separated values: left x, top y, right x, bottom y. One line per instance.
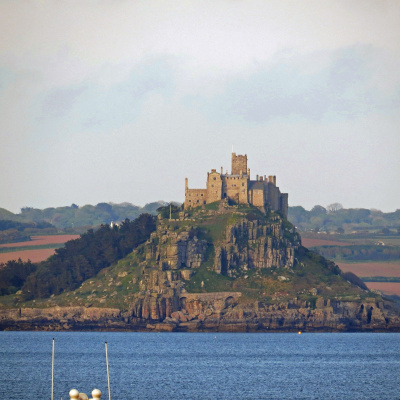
0, 332, 399, 400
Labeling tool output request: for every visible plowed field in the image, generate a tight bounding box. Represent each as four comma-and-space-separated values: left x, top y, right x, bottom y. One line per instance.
301, 238, 349, 247
0, 235, 79, 264
0, 235, 79, 248
0, 249, 57, 263
337, 262, 400, 277
366, 282, 400, 296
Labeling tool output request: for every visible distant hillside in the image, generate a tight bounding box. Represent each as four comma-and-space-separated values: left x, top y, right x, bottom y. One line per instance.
0, 208, 16, 220
289, 204, 400, 234
2, 201, 399, 234
0, 201, 170, 230
0, 220, 57, 244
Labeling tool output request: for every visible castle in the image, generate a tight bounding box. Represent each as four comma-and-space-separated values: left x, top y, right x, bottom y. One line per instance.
184, 153, 288, 218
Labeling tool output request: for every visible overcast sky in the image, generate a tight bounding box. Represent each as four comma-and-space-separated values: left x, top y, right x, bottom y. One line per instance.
1, 1, 399, 213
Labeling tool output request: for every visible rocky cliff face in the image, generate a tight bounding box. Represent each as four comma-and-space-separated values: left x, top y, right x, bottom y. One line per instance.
2, 296, 400, 332
128, 206, 302, 322
214, 216, 299, 275
2, 203, 400, 332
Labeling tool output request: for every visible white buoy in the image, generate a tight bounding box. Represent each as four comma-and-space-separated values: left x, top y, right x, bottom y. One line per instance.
91, 389, 102, 400
69, 389, 79, 399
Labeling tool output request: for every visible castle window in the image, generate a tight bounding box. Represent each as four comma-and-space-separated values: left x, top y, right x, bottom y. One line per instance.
201, 194, 203, 196
213, 177, 216, 180
242, 183, 244, 186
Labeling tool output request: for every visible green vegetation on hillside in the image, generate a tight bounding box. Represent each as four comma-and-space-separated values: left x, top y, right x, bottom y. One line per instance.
0, 202, 384, 309
0, 214, 156, 301
0, 202, 169, 230
361, 277, 400, 283
0, 259, 37, 296
314, 244, 400, 262
0, 220, 56, 244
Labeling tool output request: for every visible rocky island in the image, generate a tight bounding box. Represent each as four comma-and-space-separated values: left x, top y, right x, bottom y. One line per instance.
1, 153, 400, 331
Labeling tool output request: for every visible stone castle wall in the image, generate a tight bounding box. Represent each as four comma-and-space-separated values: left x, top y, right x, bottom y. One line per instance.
185, 188, 207, 208
231, 153, 247, 175
184, 153, 288, 218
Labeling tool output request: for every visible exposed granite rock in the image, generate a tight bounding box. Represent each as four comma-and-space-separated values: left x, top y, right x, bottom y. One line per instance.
147, 228, 207, 270
215, 218, 299, 275
2, 297, 400, 332
0, 307, 129, 331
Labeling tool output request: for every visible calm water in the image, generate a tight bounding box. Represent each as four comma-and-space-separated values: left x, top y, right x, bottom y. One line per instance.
0, 332, 399, 399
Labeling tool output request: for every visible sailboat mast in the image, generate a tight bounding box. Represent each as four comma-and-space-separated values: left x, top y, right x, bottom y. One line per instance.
105, 342, 111, 400
51, 338, 55, 400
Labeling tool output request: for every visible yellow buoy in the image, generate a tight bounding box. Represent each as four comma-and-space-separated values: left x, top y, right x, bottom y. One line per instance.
298, 331, 302, 334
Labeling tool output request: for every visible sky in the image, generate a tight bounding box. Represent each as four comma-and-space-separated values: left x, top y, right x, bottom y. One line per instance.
1, 0, 399, 213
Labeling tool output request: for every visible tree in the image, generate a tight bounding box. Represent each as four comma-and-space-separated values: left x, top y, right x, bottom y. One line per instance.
20, 214, 156, 299
326, 203, 343, 213
310, 205, 327, 216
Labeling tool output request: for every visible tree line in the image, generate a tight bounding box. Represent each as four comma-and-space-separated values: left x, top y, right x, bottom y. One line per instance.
1, 201, 167, 230
315, 245, 400, 262
289, 204, 400, 233
0, 220, 55, 244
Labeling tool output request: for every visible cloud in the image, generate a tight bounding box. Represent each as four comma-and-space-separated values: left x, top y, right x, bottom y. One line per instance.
37, 57, 176, 135
1, 1, 399, 213
185, 45, 400, 123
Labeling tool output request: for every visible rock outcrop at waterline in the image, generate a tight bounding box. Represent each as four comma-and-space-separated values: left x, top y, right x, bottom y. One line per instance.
1, 297, 400, 332
1, 203, 400, 332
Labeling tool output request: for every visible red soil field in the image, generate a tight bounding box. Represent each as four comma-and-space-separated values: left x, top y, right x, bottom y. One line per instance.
0, 234, 79, 248
301, 238, 349, 247
0, 235, 80, 264
366, 282, 400, 296
0, 248, 56, 264
337, 262, 400, 277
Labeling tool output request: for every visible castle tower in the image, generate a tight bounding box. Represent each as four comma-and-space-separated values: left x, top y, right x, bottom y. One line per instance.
231, 153, 248, 175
